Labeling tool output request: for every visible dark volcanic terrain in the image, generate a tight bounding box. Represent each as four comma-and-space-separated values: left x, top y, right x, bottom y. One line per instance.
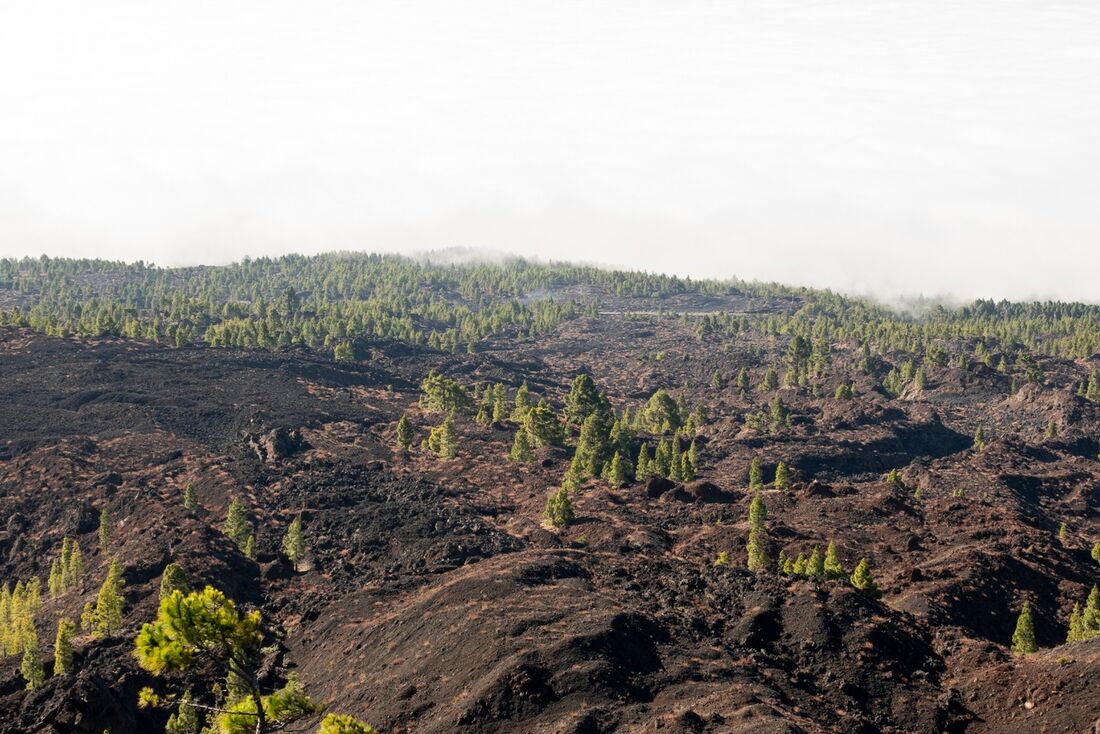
1, 305, 1098, 733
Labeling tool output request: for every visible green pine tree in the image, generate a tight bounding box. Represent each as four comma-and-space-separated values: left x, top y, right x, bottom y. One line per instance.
223, 498, 251, 550
165, 691, 201, 734
93, 559, 125, 638
1011, 601, 1037, 654
20, 623, 44, 690
773, 461, 789, 489
159, 562, 190, 602
748, 457, 763, 490
282, 514, 306, 571
183, 483, 198, 512
53, 617, 75, 677
508, 428, 535, 463
850, 558, 880, 597
807, 547, 825, 578
543, 487, 575, 528
606, 452, 627, 488
395, 414, 414, 451
823, 540, 845, 579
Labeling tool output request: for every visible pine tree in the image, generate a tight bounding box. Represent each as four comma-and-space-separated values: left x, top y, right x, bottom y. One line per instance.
243, 533, 257, 561
824, 540, 845, 579
491, 384, 507, 423
66, 541, 84, 593
395, 414, 413, 451
792, 553, 807, 575
563, 374, 603, 425
282, 514, 306, 571
735, 368, 750, 396
98, 507, 112, 554
20, 623, 44, 690
1011, 601, 1037, 654
850, 558, 880, 597
434, 415, 458, 459
606, 452, 627, 488
223, 498, 251, 550
746, 492, 769, 572
973, 425, 985, 450
1067, 603, 1084, 642
93, 559, 125, 638
508, 429, 535, 462
48, 558, 63, 598
761, 367, 779, 392
512, 381, 532, 420
80, 602, 95, 633
749, 457, 763, 490
317, 714, 378, 734
1058, 522, 1068, 543
53, 617, 75, 677
636, 443, 651, 479
165, 691, 201, 734
543, 487, 575, 528
183, 483, 198, 512
1091, 542, 1100, 565
1086, 368, 1100, 402
1045, 419, 1057, 439
807, 547, 825, 578
773, 461, 789, 489
159, 563, 191, 601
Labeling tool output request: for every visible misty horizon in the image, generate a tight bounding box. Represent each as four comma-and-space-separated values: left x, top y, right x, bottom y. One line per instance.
2, 1, 1098, 303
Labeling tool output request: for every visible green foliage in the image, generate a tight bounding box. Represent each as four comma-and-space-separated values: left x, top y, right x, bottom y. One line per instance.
543, 487, 575, 528
223, 498, 252, 552
183, 483, 198, 512
165, 691, 200, 734
1011, 601, 1037, 654
823, 541, 846, 579
395, 414, 414, 451
20, 623, 44, 690
773, 461, 789, 489
508, 428, 535, 463
746, 491, 769, 572
834, 382, 854, 399
53, 617, 75, 677
512, 381, 532, 421
333, 341, 355, 361
639, 389, 682, 434
93, 559, 125, 638
748, 457, 763, 490
563, 374, 605, 426
1092, 542, 1100, 566
806, 547, 824, 578
282, 514, 306, 571
160, 563, 191, 602
849, 558, 880, 597
426, 415, 458, 459
761, 367, 779, 392
604, 452, 627, 488
714, 551, 730, 567
419, 370, 472, 414
973, 425, 986, 451
317, 714, 378, 734
1066, 585, 1100, 642
522, 400, 564, 447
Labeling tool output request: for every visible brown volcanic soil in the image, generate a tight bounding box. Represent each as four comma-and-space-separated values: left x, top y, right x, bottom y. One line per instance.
0, 322, 1098, 733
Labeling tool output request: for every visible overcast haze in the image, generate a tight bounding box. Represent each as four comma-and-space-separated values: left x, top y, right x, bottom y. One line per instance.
1, 1, 1098, 301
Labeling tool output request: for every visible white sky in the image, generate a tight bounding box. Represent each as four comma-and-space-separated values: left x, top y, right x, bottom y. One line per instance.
1, 1, 1098, 301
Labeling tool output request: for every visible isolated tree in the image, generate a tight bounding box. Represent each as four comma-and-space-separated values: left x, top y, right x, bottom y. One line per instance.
159, 562, 191, 602
98, 507, 112, 554
224, 498, 252, 551
543, 487, 575, 528
824, 540, 845, 579
973, 425, 986, 450
283, 514, 306, 571
746, 491, 769, 572
20, 624, 44, 690
508, 428, 535, 462
773, 461, 790, 489
135, 587, 318, 734
735, 368, 750, 395
183, 483, 198, 512
395, 414, 413, 451
53, 617, 75, 677
748, 457, 764, 490
1045, 419, 1057, 439
93, 559, 125, 638
1012, 601, 1037, 654
850, 558, 880, 597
